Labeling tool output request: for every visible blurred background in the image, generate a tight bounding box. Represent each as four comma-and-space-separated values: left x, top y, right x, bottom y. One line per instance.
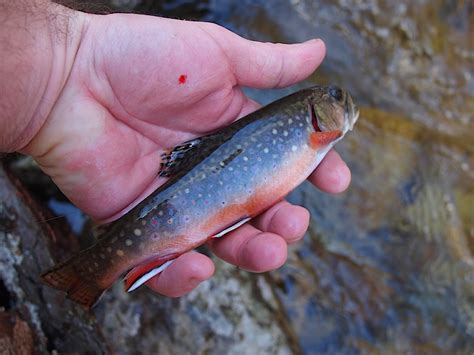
2, 0, 473, 354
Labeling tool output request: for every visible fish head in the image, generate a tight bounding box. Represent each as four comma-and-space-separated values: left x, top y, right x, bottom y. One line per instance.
308, 85, 359, 136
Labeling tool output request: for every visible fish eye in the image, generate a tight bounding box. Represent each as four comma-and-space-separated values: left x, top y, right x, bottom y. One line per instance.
329, 86, 344, 102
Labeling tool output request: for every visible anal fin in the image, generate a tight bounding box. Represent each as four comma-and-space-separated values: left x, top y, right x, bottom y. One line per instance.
124, 259, 175, 292
124, 217, 252, 292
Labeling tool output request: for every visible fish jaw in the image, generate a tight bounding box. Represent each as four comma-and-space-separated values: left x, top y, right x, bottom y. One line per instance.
345, 92, 359, 132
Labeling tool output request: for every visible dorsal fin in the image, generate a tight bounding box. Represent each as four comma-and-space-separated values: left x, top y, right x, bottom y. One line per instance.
157, 103, 282, 179
158, 128, 238, 178
159, 136, 209, 177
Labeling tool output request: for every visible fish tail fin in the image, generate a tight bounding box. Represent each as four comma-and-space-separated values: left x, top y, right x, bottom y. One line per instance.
41, 258, 105, 309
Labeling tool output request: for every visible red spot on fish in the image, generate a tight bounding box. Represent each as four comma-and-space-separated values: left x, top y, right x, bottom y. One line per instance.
178, 74, 187, 84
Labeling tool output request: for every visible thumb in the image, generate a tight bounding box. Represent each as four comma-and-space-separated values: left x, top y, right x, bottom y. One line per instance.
199, 23, 326, 88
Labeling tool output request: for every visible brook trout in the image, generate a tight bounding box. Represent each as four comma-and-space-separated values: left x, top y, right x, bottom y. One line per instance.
42, 85, 359, 308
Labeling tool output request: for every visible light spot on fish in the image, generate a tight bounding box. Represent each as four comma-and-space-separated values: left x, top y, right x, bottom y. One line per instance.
243, 156, 248, 161
141, 220, 146, 226
184, 188, 190, 194
243, 166, 248, 171
158, 211, 164, 216
283, 130, 288, 137
107, 247, 112, 253
94, 262, 99, 267
278, 121, 284, 127
237, 144, 242, 149
263, 148, 269, 153
126, 239, 133, 246
167, 218, 173, 224
219, 161, 225, 167
219, 181, 223, 185
134, 228, 142, 236
229, 167, 234, 171
272, 128, 278, 134
139, 242, 145, 250
116, 249, 124, 257
292, 145, 298, 152
288, 118, 293, 124
299, 123, 303, 127
119, 231, 125, 237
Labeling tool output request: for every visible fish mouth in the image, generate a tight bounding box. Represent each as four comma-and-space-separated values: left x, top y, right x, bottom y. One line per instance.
345, 93, 359, 132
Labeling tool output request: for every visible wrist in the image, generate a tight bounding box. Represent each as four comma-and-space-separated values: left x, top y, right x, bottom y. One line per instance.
0, 1, 89, 152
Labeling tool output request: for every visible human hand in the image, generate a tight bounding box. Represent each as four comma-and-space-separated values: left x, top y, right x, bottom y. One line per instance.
23, 13, 351, 297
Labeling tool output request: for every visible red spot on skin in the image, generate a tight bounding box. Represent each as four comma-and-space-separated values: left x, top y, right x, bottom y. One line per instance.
178, 74, 187, 84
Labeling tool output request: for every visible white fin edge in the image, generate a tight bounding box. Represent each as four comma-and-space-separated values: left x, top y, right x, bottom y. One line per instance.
212, 217, 251, 238
126, 259, 175, 292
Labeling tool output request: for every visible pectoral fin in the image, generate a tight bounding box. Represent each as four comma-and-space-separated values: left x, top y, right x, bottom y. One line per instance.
309, 130, 342, 149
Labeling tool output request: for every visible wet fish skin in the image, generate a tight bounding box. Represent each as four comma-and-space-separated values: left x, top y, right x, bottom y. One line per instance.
41, 85, 359, 308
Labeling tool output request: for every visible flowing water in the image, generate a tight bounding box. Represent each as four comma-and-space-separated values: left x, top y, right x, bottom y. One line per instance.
31, 0, 474, 353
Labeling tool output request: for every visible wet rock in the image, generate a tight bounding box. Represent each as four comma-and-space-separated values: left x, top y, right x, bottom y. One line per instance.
0, 310, 34, 355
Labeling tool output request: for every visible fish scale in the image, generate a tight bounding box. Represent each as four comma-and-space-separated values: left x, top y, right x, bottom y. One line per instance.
41, 85, 359, 308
